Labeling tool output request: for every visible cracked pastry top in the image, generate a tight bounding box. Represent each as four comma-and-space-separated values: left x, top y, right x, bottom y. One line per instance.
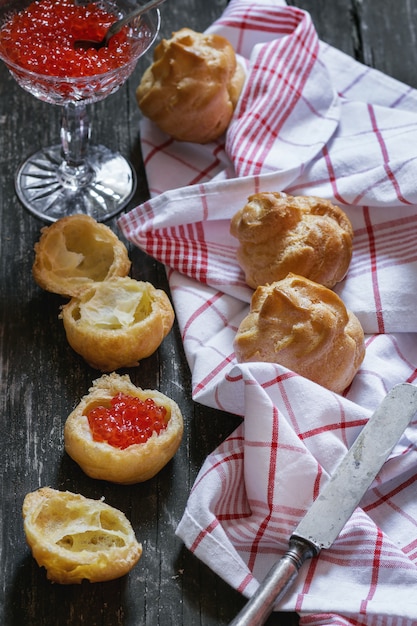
233, 273, 365, 394
136, 27, 245, 143
230, 192, 354, 289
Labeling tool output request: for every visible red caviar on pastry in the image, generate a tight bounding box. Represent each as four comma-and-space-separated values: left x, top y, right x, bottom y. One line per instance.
230, 192, 354, 289
136, 28, 245, 143
59, 277, 175, 371
64, 373, 184, 483
233, 274, 365, 394
32, 214, 131, 298
22, 487, 142, 584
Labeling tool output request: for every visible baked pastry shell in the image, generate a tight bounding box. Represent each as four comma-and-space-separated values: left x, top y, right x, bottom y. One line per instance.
233, 274, 365, 394
136, 28, 245, 143
60, 278, 175, 371
23, 487, 142, 584
230, 193, 354, 289
32, 215, 131, 298
64, 373, 184, 484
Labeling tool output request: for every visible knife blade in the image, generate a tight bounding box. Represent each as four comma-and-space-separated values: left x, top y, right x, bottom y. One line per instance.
229, 383, 417, 626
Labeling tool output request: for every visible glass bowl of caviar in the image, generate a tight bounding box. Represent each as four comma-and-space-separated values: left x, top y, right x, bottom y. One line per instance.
0, 0, 161, 222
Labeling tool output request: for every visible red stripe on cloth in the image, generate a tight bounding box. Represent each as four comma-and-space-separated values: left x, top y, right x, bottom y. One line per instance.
181, 290, 227, 340
225, 369, 244, 383
322, 144, 348, 205
190, 518, 220, 553
295, 556, 320, 611
359, 528, 384, 612
219, 5, 304, 48
349, 215, 417, 282
364, 471, 417, 515
251, 24, 318, 173
300, 615, 365, 625
198, 184, 210, 221
218, 464, 251, 521
142, 136, 226, 191
144, 224, 210, 283
214, 384, 232, 413
193, 352, 236, 395
231, 11, 318, 176
312, 463, 323, 500
192, 221, 209, 283
125, 197, 155, 233
191, 448, 244, 494
236, 573, 254, 595
363, 207, 385, 333
188, 145, 225, 186
247, 406, 280, 570
267, 406, 280, 506
337, 66, 373, 99
299, 418, 368, 441
406, 369, 417, 383
367, 103, 413, 205
143, 136, 174, 166
403, 537, 417, 560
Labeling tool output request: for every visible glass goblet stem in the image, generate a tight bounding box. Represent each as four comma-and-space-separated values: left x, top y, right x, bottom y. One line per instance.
61, 102, 90, 165
59, 101, 94, 188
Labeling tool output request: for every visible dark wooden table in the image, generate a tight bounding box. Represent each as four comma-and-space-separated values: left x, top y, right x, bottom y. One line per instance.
1, 1, 416, 624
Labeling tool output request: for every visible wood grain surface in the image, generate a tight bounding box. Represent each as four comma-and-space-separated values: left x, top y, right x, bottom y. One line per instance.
1, 1, 416, 624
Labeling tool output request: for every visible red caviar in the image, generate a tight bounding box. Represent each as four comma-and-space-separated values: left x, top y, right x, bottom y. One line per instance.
87, 393, 168, 450
0, 0, 132, 77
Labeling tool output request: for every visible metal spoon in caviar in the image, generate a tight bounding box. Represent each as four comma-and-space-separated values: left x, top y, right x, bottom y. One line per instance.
74, 0, 166, 50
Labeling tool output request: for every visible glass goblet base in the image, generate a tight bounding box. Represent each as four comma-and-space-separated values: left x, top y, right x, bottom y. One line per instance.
15, 144, 137, 223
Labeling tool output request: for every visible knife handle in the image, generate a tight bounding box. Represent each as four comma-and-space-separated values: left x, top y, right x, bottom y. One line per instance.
228, 537, 318, 626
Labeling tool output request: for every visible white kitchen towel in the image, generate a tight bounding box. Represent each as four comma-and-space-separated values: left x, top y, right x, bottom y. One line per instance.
119, 1, 417, 623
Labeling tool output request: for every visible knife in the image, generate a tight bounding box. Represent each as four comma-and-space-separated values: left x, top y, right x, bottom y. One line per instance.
229, 383, 417, 626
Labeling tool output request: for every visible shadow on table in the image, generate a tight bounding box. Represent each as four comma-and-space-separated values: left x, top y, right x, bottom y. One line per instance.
176, 543, 300, 626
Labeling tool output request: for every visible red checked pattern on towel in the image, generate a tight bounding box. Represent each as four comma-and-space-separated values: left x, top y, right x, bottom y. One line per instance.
119, 1, 417, 624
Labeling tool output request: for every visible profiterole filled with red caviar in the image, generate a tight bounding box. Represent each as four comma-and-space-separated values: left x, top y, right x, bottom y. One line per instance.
64, 373, 184, 484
